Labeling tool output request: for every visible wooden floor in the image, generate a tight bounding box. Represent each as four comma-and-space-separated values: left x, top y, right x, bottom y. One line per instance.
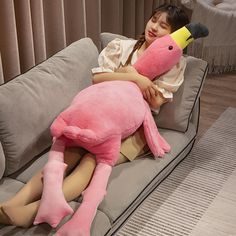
197, 71, 236, 142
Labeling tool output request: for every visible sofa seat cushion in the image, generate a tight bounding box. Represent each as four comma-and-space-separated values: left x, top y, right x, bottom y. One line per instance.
0, 38, 98, 176
98, 123, 196, 222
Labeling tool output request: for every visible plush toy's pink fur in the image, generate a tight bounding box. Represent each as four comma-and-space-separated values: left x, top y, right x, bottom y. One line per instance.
33, 80, 171, 232
34, 33, 183, 235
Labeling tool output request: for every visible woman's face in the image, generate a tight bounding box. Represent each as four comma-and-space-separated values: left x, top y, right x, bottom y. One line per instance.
145, 12, 172, 46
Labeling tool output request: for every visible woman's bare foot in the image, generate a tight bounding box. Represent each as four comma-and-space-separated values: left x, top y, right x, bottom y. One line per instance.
0, 198, 29, 225
0, 206, 12, 225
2, 202, 39, 228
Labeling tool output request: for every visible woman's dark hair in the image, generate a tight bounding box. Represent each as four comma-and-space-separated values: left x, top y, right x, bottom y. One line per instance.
125, 4, 190, 66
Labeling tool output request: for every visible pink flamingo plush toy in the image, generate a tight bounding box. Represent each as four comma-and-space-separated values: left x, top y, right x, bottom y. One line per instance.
34, 23, 208, 236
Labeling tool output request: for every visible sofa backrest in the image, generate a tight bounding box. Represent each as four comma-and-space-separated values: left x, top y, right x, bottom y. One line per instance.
100, 32, 208, 133
156, 56, 208, 132
0, 38, 99, 176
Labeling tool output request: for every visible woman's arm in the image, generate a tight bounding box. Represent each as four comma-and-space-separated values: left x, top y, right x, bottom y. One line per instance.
92, 66, 158, 93
92, 72, 137, 84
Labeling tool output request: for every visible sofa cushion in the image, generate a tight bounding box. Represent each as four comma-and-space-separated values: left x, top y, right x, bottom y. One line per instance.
9, 150, 49, 183
0, 38, 99, 176
156, 56, 208, 132
100, 32, 208, 132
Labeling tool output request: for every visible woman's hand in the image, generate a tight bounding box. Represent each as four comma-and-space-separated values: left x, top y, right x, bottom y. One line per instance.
143, 86, 158, 101
115, 66, 159, 95
144, 89, 169, 109
134, 74, 158, 94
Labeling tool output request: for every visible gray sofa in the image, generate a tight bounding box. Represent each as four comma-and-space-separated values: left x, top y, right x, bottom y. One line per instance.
0, 33, 208, 236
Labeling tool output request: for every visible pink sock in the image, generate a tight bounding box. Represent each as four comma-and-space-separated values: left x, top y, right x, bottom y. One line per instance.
54, 163, 112, 236
34, 160, 73, 228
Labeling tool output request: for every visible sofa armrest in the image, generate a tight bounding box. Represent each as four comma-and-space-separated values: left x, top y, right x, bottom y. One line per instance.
0, 142, 5, 179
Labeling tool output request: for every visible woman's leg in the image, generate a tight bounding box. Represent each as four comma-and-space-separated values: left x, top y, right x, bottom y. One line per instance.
61, 153, 95, 201
1, 147, 82, 207
0, 147, 83, 225
2, 153, 96, 228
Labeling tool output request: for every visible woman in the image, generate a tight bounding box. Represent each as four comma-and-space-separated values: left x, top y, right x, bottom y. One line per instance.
0, 4, 189, 228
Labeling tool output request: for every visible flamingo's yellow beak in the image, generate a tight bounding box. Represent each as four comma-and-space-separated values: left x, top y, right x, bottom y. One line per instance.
170, 26, 194, 50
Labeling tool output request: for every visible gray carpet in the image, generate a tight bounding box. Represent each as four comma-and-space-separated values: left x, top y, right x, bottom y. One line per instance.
115, 107, 236, 236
